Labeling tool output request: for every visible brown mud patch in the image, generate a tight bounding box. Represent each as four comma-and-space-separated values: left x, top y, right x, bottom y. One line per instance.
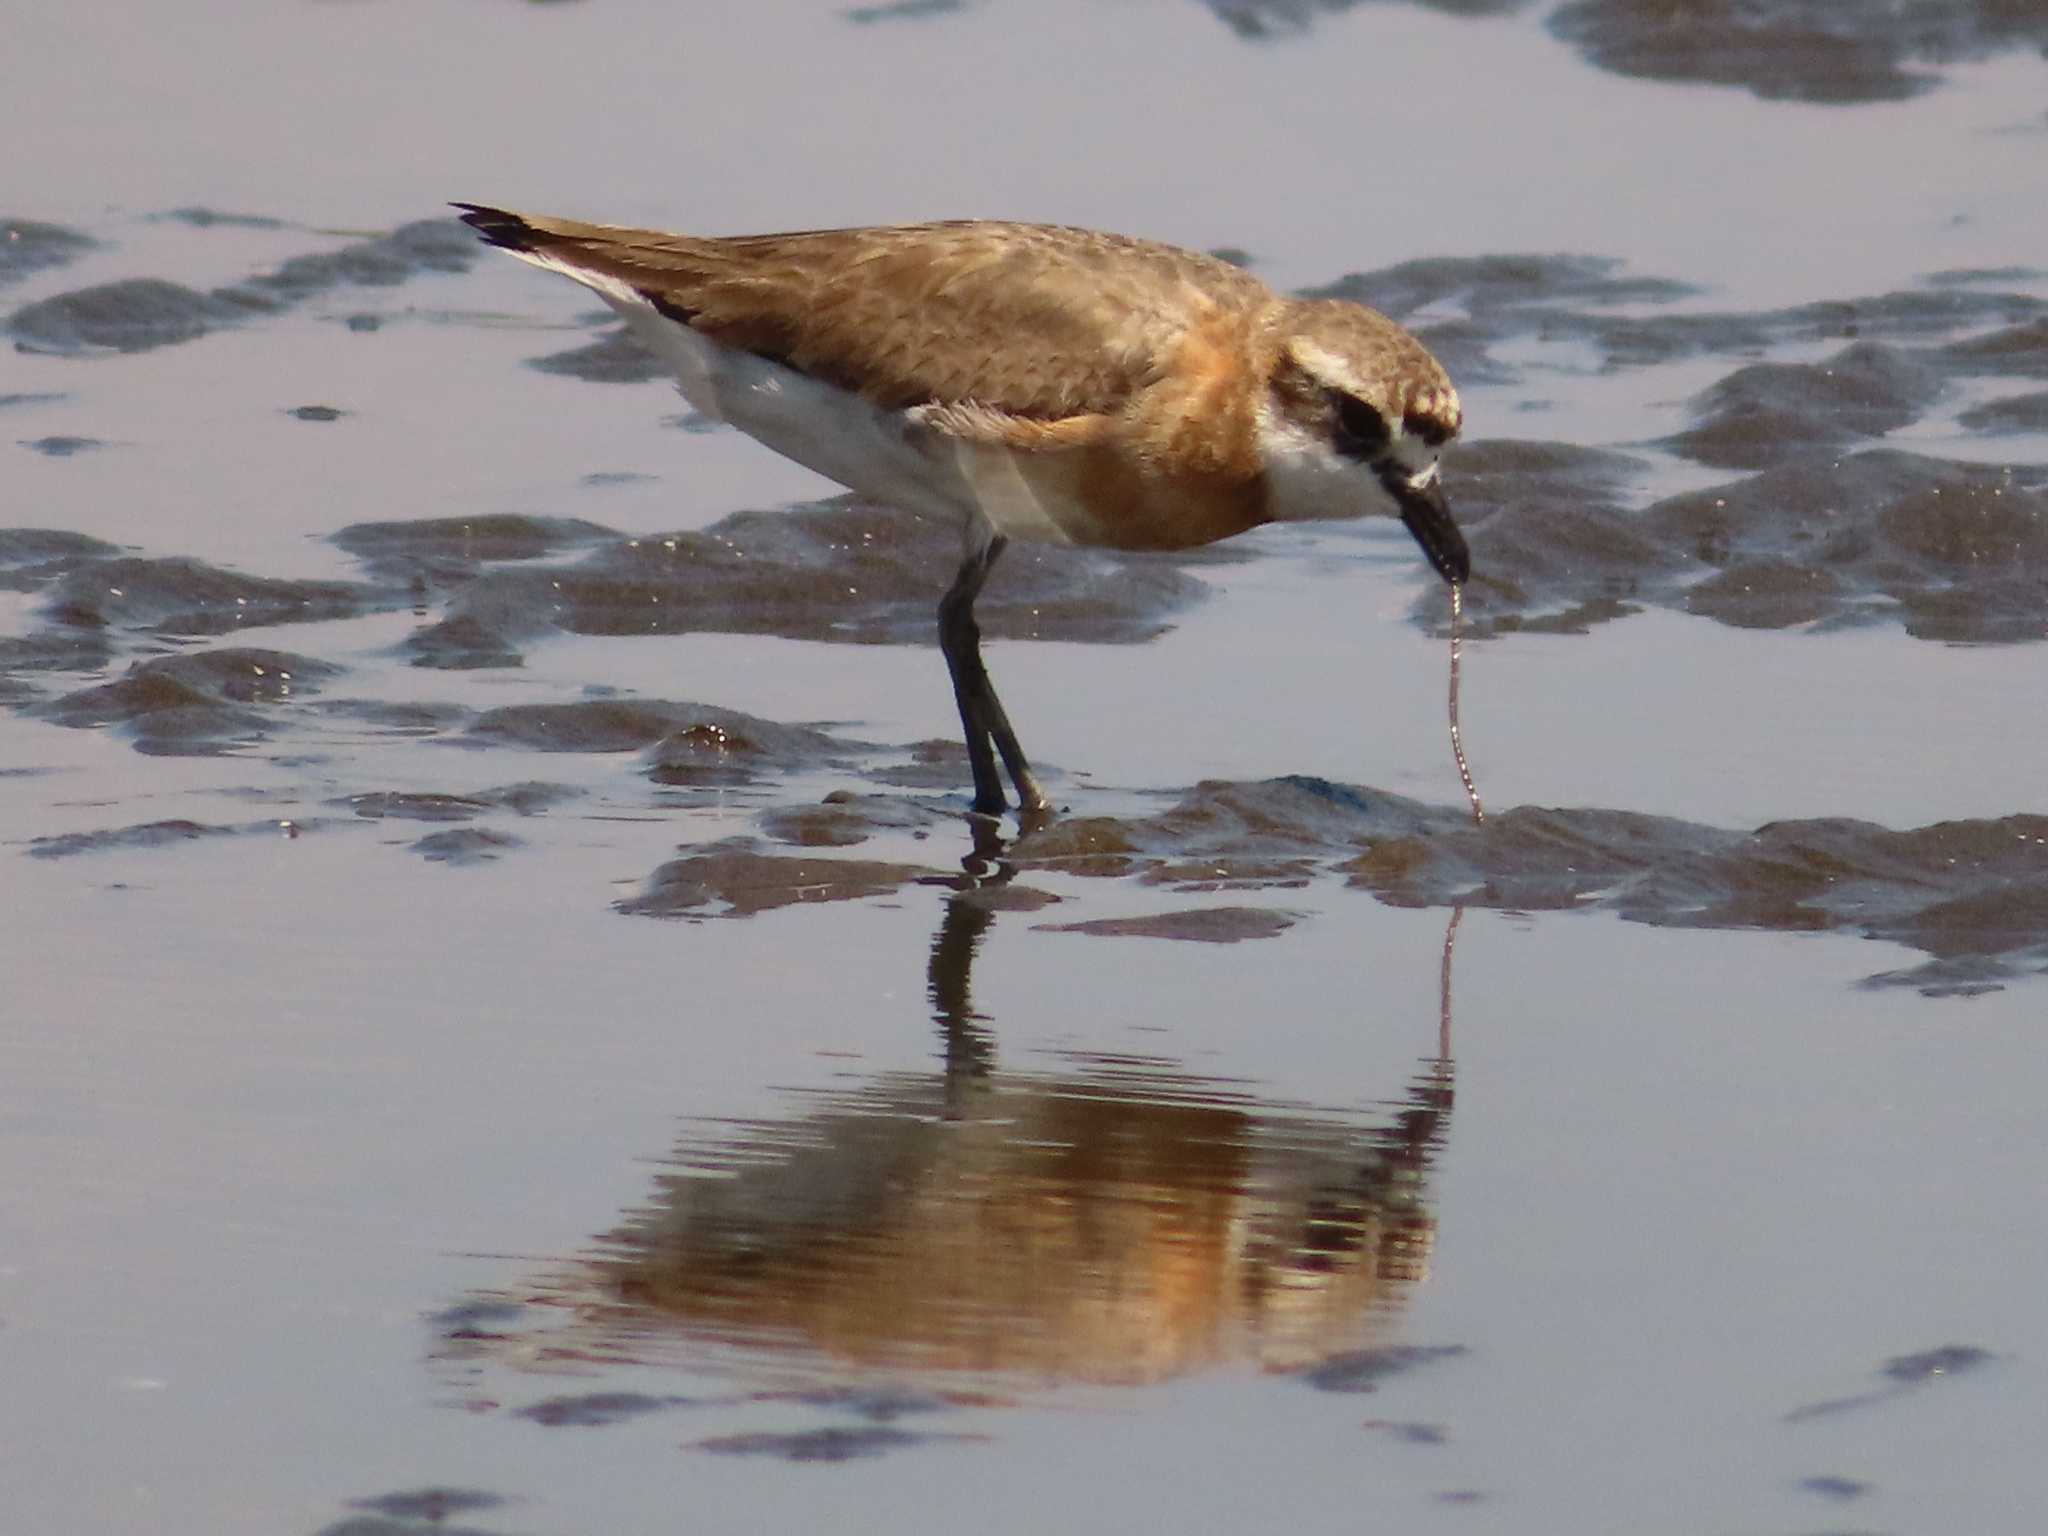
1, 528, 124, 586
525, 325, 677, 384
1037, 907, 1298, 943
1363, 1419, 1451, 1444
618, 842, 947, 918
1293, 253, 2048, 643
19, 434, 107, 457
46, 556, 383, 636
753, 1385, 991, 1420
317, 1516, 508, 1536
842, 0, 976, 27
760, 790, 966, 847
0, 391, 70, 414
0, 630, 113, 676
1436, 445, 2048, 641
1960, 389, 2048, 435
1302, 1343, 1469, 1395
1, 218, 97, 286
404, 495, 1214, 662
512, 1391, 696, 1428
1203, 0, 1531, 45
616, 776, 2048, 993
21, 814, 353, 859
32, 647, 341, 753
1663, 341, 1948, 470
332, 513, 616, 585
692, 1426, 988, 1461
1199, 1, 2048, 106
339, 782, 581, 821
410, 827, 523, 863
1548, 0, 2048, 104
24, 641, 2041, 996
6, 218, 478, 354
325, 1490, 510, 1536
27, 817, 245, 859
467, 700, 876, 792
1315, 254, 2043, 371
1784, 1343, 1996, 1422
316, 699, 476, 735
151, 207, 288, 232
1795, 1473, 1871, 1501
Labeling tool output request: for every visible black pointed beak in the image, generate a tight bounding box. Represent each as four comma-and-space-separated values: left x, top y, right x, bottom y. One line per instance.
1385, 468, 1469, 586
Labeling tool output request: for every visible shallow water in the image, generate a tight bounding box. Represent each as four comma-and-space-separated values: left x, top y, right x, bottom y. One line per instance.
5, 3, 2048, 1533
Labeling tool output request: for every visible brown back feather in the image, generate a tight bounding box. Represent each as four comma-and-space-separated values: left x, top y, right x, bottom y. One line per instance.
466, 210, 1279, 417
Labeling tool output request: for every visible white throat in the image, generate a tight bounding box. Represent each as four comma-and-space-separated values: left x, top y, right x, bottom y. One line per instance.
1254, 408, 1402, 525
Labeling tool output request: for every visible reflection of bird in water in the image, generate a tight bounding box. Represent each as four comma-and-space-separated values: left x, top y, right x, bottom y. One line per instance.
436, 853, 1462, 1388
587, 1056, 1450, 1382
457, 205, 1469, 818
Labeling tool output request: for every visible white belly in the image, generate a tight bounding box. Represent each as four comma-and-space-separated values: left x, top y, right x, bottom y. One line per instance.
605, 293, 1083, 554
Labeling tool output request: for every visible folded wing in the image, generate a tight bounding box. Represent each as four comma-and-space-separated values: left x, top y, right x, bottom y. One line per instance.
453, 205, 1270, 422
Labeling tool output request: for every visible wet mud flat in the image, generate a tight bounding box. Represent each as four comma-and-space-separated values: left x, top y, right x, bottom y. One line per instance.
10, 215, 2046, 986
10, 209, 2044, 660
1212, 0, 2048, 108
613, 778, 2048, 996
13, 492, 2048, 994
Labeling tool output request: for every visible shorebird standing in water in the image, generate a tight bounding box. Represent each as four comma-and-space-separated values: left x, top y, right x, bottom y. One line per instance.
456, 205, 1468, 817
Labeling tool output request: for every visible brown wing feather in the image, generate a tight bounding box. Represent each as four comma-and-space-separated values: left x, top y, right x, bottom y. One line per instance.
456, 207, 1276, 419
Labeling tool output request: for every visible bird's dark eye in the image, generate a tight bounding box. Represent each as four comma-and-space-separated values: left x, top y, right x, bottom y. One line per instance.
1329, 392, 1389, 461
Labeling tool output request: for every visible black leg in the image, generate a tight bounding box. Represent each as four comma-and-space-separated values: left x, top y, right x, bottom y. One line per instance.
938, 536, 1049, 816
938, 545, 1005, 814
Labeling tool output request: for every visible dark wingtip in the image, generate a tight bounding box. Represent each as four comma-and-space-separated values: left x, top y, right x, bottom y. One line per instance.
451, 203, 537, 253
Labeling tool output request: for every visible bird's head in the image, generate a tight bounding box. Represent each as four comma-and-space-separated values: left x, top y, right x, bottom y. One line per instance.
1258, 302, 1468, 585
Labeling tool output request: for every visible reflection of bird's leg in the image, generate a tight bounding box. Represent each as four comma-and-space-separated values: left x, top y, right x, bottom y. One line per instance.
928, 893, 996, 1099
916, 811, 1059, 1104
939, 535, 1049, 818
960, 814, 1009, 884
924, 820, 1023, 1096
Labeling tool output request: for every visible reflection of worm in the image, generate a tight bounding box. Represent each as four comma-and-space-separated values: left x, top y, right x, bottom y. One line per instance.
1449, 584, 1485, 825
1440, 904, 1464, 1060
